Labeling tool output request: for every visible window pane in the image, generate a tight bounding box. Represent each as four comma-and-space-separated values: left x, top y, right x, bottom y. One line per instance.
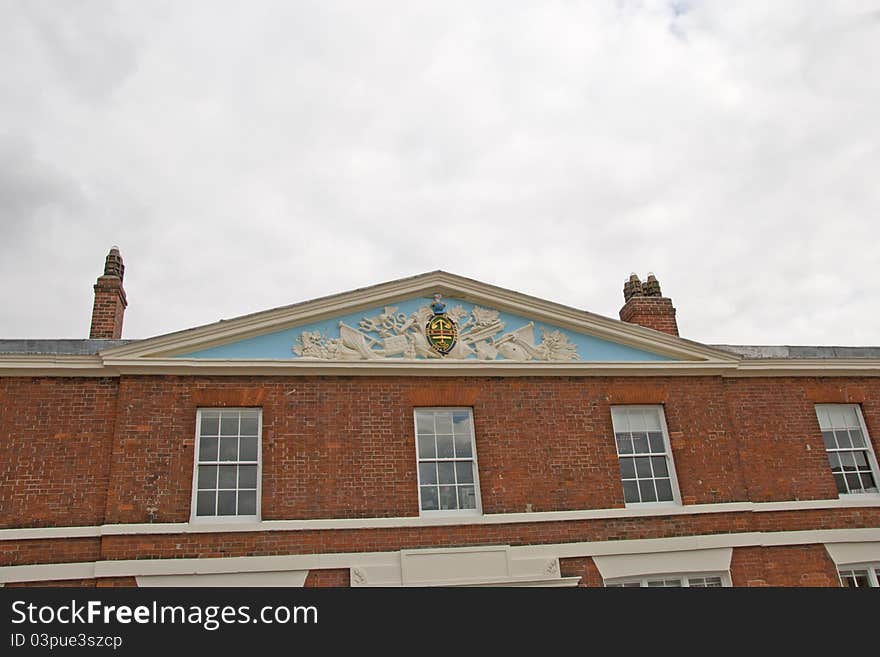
651, 456, 668, 477
439, 486, 457, 510
655, 479, 673, 501
632, 433, 650, 454
420, 486, 439, 510
418, 435, 436, 459
239, 436, 258, 461
860, 471, 876, 492
199, 436, 218, 461
200, 414, 220, 437
638, 480, 657, 503
416, 413, 435, 435
196, 491, 215, 516
839, 569, 870, 587
220, 415, 239, 436
635, 457, 652, 478
845, 473, 862, 492
219, 436, 238, 461
240, 416, 259, 436
648, 432, 664, 453
452, 412, 471, 434
197, 465, 217, 490
835, 430, 852, 449
435, 414, 453, 434
218, 465, 237, 489
629, 411, 647, 433
217, 491, 237, 515
458, 485, 476, 509
419, 462, 438, 484
438, 462, 456, 484
619, 457, 636, 479
436, 435, 454, 458
849, 430, 865, 448
622, 480, 640, 503
455, 462, 474, 484
616, 434, 633, 455
821, 431, 836, 449
839, 452, 856, 471
853, 451, 869, 468
842, 405, 860, 428
828, 452, 841, 472
454, 433, 473, 458
239, 465, 257, 489
833, 473, 847, 494
237, 490, 257, 515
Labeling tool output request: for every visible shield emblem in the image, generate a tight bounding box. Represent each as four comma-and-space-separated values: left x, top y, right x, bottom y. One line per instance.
426, 314, 457, 355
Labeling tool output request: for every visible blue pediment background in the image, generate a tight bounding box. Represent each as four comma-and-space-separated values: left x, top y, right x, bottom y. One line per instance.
175, 296, 672, 361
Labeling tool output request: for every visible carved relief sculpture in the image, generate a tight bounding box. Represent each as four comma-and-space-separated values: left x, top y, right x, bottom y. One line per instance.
293, 296, 580, 362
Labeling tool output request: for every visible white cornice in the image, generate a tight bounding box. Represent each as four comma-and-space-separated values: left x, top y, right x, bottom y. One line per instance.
100, 358, 738, 377
3, 355, 878, 377
0, 355, 111, 377
0, 527, 877, 584
2, 496, 877, 542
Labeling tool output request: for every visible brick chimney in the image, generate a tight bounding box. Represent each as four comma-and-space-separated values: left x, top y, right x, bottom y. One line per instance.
619, 272, 679, 336
89, 246, 127, 339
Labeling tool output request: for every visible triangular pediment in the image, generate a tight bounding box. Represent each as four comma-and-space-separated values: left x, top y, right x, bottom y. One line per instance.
101, 272, 739, 367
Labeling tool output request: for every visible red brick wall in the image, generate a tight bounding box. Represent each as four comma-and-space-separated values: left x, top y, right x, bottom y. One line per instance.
304, 568, 350, 587
559, 557, 604, 587
730, 545, 840, 587
2, 374, 878, 528
0, 377, 119, 528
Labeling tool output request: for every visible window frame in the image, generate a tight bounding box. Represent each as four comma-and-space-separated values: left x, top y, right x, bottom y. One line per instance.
610, 405, 682, 507
413, 407, 482, 517
604, 572, 731, 588
814, 403, 880, 497
837, 563, 880, 588
190, 407, 263, 523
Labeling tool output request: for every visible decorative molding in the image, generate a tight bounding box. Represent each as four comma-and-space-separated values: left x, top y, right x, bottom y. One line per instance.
2, 496, 878, 542
292, 300, 581, 362
95, 271, 734, 362
4, 355, 878, 377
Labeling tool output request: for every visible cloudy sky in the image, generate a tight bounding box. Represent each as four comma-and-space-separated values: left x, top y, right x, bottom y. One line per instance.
2, 1, 878, 346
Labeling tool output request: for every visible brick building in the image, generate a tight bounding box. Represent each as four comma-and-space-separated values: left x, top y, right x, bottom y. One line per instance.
1, 248, 878, 587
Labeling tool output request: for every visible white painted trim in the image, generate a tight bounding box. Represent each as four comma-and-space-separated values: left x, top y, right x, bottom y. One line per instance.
0, 355, 112, 377
823, 542, 880, 566
136, 570, 308, 587
4, 355, 878, 377
2, 496, 878, 541
593, 548, 732, 580
2, 527, 878, 584
101, 359, 738, 376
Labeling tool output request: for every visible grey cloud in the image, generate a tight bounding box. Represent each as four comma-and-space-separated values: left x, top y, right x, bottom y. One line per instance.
0, 1, 877, 345
0, 135, 84, 241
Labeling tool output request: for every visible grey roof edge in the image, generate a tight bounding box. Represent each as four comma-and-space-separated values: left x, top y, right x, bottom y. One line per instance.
1, 339, 879, 359
0, 340, 137, 356
711, 345, 880, 359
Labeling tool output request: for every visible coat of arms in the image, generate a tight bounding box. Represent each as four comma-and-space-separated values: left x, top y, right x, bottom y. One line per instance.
425, 295, 457, 355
